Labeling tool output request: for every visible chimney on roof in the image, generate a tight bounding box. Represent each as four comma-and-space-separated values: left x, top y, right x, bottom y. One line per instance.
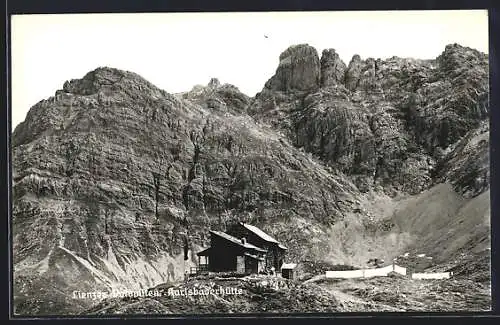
241, 237, 246, 244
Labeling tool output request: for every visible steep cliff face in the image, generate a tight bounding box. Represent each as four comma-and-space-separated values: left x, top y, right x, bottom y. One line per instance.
264, 44, 321, 93
12, 67, 363, 315
249, 43, 489, 196
246, 42, 490, 282
321, 49, 347, 87
12, 43, 490, 315
13, 67, 208, 314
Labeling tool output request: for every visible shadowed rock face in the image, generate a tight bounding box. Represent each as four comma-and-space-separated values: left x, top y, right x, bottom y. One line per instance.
12, 43, 490, 315
264, 44, 321, 92
344, 54, 364, 91
320, 49, 347, 87
432, 120, 489, 198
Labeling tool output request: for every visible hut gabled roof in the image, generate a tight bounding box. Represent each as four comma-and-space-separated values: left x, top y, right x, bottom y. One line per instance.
197, 247, 212, 256
210, 230, 267, 252
239, 223, 287, 250
281, 263, 297, 269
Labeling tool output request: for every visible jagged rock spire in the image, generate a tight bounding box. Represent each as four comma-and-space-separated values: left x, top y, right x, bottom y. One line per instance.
320, 49, 347, 87
208, 78, 220, 89
264, 44, 321, 92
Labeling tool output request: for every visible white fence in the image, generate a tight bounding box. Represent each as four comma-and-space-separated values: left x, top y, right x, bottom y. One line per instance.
411, 272, 452, 279
325, 269, 364, 279
325, 264, 452, 280
363, 265, 393, 278
394, 265, 407, 275
325, 264, 407, 279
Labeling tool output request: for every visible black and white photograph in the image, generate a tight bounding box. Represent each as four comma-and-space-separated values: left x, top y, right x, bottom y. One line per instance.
10, 10, 491, 316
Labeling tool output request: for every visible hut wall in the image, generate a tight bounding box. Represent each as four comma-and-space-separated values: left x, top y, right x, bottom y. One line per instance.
245, 257, 259, 274
236, 256, 246, 274
282, 268, 294, 280
227, 224, 286, 270
209, 235, 244, 272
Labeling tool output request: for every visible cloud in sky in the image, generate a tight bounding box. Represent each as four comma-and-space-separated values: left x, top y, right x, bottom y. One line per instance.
11, 10, 489, 129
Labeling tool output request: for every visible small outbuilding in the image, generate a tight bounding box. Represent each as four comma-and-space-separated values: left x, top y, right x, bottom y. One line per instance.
281, 263, 298, 280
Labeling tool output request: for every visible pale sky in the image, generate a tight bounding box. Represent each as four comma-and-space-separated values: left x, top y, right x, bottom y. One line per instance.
11, 10, 489, 129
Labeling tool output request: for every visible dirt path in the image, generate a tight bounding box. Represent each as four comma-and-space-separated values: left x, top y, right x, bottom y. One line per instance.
329, 289, 366, 305
327, 288, 403, 312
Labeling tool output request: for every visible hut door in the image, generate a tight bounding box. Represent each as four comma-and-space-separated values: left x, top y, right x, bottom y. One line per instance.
236, 256, 245, 274
258, 260, 264, 273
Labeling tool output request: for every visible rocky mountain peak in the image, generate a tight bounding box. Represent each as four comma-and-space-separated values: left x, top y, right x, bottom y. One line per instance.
437, 43, 488, 72
277, 43, 318, 60
344, 54, 364, 91
208, 77, 221, 89
59, 66, 170, 108
350, 54, 362, 62
264, 43, 321, 92
179, 78, 250, 114
443, 43, 474, 53
320, 48, 347, 87
250, 42, 489, 195
62, 66, 127, 95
